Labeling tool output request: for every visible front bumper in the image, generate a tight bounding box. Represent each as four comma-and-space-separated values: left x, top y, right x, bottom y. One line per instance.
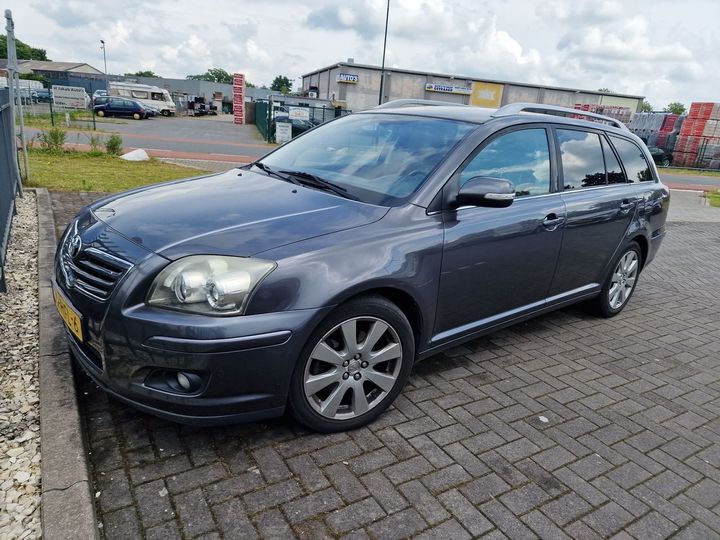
67, 305, 329, 426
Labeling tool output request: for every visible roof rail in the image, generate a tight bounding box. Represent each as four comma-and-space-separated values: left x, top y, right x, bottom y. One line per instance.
374, 99, 466, 109
492, 102, 629, 131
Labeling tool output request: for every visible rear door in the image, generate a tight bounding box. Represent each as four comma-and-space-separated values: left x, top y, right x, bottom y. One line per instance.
548, 128, 638, 296
434, 126, 566, 341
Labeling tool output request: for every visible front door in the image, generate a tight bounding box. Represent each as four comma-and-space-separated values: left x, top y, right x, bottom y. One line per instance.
434, 126, 565, 342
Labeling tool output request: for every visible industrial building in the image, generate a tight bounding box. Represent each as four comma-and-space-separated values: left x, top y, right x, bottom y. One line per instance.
302, 60, 645, 113
0, 60, 105, 92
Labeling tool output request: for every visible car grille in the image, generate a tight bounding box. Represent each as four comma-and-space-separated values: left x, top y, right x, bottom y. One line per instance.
60, 245, 132, 301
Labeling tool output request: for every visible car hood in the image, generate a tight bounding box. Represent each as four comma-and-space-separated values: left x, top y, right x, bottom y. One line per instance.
90, 169, 389, 259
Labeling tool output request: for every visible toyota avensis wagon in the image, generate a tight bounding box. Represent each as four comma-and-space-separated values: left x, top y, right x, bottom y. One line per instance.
54, 101, 669, 432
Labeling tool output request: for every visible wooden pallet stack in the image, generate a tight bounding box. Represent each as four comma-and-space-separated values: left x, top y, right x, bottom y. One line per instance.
673, 103, 720, 168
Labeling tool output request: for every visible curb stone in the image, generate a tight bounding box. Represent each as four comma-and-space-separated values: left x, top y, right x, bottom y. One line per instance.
36, 188, 99, 540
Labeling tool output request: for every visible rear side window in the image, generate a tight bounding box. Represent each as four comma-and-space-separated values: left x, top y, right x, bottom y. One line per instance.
557, 129, 606, 190
460, 128, 550, 197
602, 137, 626, 185
610, 136, 653, 182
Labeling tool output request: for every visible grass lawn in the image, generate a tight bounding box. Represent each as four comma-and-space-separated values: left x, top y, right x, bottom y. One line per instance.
664, 167, 720, 177
21, 113, 126, 131
23, 150, 211, 192
707, 192, 720, 208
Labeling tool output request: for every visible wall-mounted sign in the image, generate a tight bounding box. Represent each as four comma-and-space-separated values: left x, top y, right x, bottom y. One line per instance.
288, 106, 310, 121
51, 85, 88, 109
336, 73, 359, 84
470, 81, 504, 108
425, 83, 472, 95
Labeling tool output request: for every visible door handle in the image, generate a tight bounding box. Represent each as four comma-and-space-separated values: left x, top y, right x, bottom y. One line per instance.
619, 198, 637, 213
542, 214, 565, 230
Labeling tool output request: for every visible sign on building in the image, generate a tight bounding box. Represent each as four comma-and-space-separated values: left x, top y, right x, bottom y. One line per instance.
233, 73, 245, 125
51, 85, 88, 109
336, 73, 359, 84
425, 83, 472, 95
288, 107, 310, 121
469, 82, 504, 108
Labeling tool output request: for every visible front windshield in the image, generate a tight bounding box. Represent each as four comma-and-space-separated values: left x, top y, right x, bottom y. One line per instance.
259, 113, 475, 205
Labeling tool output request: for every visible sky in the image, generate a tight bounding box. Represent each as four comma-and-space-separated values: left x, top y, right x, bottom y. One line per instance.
3, 0, 719, 108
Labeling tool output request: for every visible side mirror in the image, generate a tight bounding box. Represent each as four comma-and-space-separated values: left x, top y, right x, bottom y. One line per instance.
454, 176, 515, 208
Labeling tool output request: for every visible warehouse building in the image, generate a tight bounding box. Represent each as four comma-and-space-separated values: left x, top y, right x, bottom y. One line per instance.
302, 60, 644, 113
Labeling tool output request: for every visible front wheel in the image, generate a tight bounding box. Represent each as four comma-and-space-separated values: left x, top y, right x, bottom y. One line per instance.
96, 110, 105, 117
132, 112, 141, 120
594, 242, 642, 317
288, 296, 414, 432
161, 109, 171, 117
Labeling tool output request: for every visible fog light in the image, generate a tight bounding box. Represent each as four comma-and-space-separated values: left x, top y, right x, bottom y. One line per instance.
177, 372, 192, 391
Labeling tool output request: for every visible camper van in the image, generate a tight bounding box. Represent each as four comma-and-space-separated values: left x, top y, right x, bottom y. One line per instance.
108, 82, 176, 116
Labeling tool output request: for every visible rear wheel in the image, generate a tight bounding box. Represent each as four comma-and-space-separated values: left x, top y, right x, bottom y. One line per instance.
132, 112, 141, 120
593, 242, 642, 317
288, 296, 414, 432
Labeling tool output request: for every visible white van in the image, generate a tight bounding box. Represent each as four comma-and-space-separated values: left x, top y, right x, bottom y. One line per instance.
108, 82, 176, 116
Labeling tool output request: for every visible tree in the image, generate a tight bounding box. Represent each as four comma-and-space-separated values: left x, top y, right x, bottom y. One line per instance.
0, 34, 49, 60
664, 102, 686, 115
640, 100, 653, 112
125, 70, 160, 78
186, 68, 234, 84
270, 75, 292, 94
597, 87, 613, 93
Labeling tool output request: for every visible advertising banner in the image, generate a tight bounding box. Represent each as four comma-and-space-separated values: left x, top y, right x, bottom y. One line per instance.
233, 73, 245, 125
51, 85, 87, 109
470, 82, 504, 108
424, 83, 471, 95
288, 107, 310, 121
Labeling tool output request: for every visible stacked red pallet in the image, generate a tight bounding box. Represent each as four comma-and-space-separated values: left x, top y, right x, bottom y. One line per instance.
573, 103, 632, 125
655, 114, 679, 148
673, 103, 720, 168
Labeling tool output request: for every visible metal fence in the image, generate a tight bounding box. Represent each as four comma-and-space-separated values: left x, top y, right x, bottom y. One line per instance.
0, 88, 20, 292
254, 100, 351, 143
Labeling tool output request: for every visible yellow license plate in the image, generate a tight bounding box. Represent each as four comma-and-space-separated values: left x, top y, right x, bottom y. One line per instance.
54, 287, 84, 342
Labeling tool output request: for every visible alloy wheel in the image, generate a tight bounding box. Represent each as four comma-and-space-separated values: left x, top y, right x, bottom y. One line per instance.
609, 250, 639, 309
303, 316, 403, 420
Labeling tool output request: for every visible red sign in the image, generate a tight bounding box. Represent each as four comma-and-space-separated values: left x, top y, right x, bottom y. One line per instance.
233, 73, 245, 125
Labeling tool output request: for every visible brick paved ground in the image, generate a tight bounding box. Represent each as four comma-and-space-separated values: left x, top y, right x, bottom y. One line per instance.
53, 191, 720, 539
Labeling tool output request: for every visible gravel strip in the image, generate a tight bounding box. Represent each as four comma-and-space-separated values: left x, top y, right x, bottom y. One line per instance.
0, 192, 41, 539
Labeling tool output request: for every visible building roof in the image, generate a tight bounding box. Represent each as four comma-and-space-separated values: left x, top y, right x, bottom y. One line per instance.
0, 59, 103, 75
302, 61, 645, 101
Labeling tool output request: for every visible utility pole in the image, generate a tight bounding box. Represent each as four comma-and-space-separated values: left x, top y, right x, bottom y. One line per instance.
100, 40, 108, 89
378, 0, 390, 105
4, 9, 27, 193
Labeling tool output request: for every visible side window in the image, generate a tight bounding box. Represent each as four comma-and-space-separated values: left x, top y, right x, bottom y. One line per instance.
557, 129, 606, 190
610, 136, 653, 182
460, 128, 550, 197
602, 136, 626, 184
131, 90, 149, 99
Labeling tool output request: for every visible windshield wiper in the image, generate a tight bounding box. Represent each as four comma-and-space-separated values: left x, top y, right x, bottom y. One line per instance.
278, 170, 358, 200
251, 162, 300, 185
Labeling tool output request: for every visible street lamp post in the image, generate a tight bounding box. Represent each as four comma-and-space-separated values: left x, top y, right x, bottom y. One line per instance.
100, 40, 108, 88
378, 0, 390, 105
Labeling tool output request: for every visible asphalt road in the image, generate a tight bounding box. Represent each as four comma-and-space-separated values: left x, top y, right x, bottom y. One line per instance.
27, 116, 273, 162
660, 172, 720, 191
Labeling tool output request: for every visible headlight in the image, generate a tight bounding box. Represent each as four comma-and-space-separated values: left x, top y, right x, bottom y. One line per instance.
147, 256, 275, 315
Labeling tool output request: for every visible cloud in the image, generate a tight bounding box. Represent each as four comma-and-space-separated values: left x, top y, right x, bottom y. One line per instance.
305, 3, 383, 39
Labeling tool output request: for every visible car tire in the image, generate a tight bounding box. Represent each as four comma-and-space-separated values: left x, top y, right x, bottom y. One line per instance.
661, 157, 670, 167
593, 241, 642, 318
96, 110, 105, 117
288, 295, 415, 432
161, 110, 170, 117
133, 112, 141, 120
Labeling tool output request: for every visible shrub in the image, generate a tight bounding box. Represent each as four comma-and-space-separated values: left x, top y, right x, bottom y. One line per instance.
105, 134, 123, 156
36, 127, 66, 152
85, 133, 105, 157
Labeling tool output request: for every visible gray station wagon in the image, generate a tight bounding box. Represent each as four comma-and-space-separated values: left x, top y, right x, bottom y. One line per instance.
54, 101, 669, 432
